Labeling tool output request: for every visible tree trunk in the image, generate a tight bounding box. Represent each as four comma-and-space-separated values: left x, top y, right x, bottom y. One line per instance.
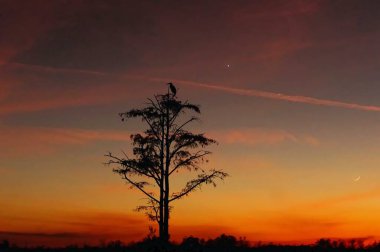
163, 173, 169, 243
158, 110, 166, 243
159, 182, 164, 241
162, 96, 170, 243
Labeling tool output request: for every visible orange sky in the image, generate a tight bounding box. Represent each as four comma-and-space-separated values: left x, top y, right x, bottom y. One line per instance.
1, 0, 380, 247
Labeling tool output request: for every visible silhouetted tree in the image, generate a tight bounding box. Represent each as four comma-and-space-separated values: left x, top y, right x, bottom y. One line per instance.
106, 84, 228, 243
0, 240, 9, 250
206, 234, 238, 252
181, 236, 203, 252
316, 239, 332, 248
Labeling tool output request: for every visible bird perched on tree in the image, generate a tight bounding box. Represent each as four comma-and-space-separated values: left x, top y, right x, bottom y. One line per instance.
167, 82, 177, 97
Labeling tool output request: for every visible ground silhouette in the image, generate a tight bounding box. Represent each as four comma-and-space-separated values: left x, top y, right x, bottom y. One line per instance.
3, 234, 380, 252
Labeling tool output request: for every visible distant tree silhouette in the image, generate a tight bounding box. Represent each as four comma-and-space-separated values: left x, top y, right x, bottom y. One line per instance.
4, 235, 380, 252
106, 84, 228, 243
181, 236, 203, 252
0, 240, 9, 250
316, 238, 333, 249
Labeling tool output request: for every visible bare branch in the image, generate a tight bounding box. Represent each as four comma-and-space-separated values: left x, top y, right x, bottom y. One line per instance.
169, 170, 228, 202
169, 150, 211, 175
141, 113, 161, 143
147, 98, 163, 114
170, 117, 198, 141
105, 152, 161, 186
136, 198, 160, 224
170, 133, 216, 159
122, 173, 159, 203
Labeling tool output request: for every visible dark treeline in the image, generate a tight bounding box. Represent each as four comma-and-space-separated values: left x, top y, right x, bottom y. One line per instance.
2, 235, 380, 252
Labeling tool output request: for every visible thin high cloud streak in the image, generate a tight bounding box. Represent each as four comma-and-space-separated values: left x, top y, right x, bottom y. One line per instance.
0, 127, 316, 158
4, 62, 380, 114
0, 76, 134, 116
210, 128, 319, 147
308, 187, 380, 209
0, 63, 149, 116
155, 78, 380, 112
0, 127, 131, 157
0, 93, 112, 115
0, 211, 148, 246
0, 1, 66, 65
264, 215, 344, 240
0, 231, 83, 238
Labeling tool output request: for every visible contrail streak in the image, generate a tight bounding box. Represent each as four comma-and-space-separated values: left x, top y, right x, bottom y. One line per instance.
6, 62, 380, 112
150, 78, 380, 112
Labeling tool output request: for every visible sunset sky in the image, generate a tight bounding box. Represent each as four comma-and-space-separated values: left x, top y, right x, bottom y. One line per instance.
1, 0, 380, 247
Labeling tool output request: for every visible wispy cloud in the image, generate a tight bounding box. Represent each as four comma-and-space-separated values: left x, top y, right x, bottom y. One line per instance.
0, 126, 318, 158
0, 231, 83, 238
210, 128, 319, 146
6, 62, 111, 76
272, 216, 344, 231
308, 188, 380, 209
0, 84, 129, 116
0, 211, 148, 246
0, 63, 149, 116
0, 2, 64, 65
0, 127, 130, 157
248, 213, 347, 244
249, 39, 313, 62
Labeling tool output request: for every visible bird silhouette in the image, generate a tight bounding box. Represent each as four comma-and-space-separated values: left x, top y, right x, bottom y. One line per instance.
168, 82, 177, 97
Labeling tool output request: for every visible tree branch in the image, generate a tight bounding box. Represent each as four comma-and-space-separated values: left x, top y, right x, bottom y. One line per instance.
170, 117, 198, 141
169, 150, 211, 175
136, 199, 160, 224
169, 170, 227, 202
105, 152, 161, 186
122, 173, 159, 203
141, 113, 161, 146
